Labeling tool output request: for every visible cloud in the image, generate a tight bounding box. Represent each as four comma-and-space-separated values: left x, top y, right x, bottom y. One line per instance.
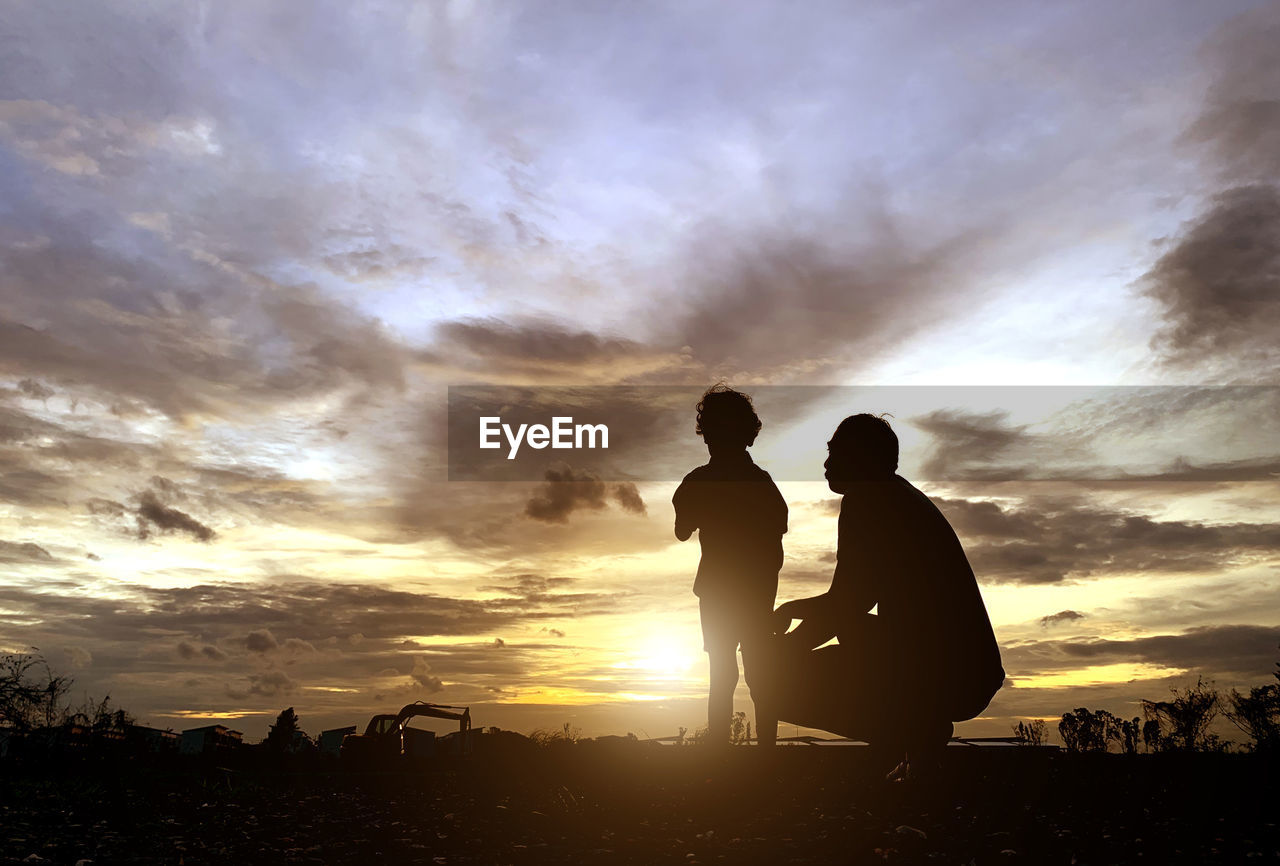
64, 646, 92, 669
524, 466, 648, 524
611, 483, 647, 515
436, 318, 666, 381
913, 409, 1032, 480
665, 227, 992, 382
17, 379, 53, 401
1040, 610, 1086, 628
1145, 5, 1280, 373
177, 641, 227, 662
1003, 624, 1280, 679
136, 489, 216, 542
0, 540, 55, 564
937, 495, 1280, 584
492, 637, 506, 648
245, 629, 279, 653
409, 657, 443, 693
229, 670, 299, 700
1145, 186, 1280, 369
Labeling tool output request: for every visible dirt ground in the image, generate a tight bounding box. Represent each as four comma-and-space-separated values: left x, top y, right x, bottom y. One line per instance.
2, 745, 1277, 864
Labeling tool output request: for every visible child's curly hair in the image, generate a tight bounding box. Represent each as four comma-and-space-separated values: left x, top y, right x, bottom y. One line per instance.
695, 383, 762, 447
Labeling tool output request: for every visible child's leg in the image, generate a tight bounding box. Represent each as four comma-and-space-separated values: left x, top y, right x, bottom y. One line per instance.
706, 646, 739, 745
741, 631, 778, 747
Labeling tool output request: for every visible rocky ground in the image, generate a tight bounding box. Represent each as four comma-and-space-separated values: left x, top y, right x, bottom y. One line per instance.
1, 745, 1277, 864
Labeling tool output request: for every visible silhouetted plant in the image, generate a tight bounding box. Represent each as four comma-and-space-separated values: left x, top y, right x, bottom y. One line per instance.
1118, 716, 1141, 755
70, 694, 135, 741
1224, 647, 1280, 753
1141, 677, 1224, 752
0, 651, 72, 733
266, 706, 310, 753
728, 711, 750, 746
1225, 684, 1280, 752
1012, 719, 1046, 746
684, 725, 710, 746
1059, 708, 1123, 752
530, 721, 581, 747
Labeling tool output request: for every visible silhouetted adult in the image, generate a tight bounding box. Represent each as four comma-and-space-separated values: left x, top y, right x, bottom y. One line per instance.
769, 414, 1004, 772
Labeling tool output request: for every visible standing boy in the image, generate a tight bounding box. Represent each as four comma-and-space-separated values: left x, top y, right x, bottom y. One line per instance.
673, 384, 788, 747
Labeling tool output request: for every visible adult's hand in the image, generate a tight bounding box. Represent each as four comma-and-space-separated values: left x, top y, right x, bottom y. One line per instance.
771, 600, 800, 635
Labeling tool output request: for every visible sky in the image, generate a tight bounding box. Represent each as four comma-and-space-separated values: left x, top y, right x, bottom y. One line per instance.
1, 0, 1278, 743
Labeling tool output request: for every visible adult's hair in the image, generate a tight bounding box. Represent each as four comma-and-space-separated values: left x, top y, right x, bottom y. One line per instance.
831, 413, 898, 474
695, 384, 762, 447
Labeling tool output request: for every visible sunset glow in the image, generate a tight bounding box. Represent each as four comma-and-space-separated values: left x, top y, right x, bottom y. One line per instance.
1, 0, 1277, 747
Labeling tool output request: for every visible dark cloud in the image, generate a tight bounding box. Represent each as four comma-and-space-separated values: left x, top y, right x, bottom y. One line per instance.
492, 638, 506, 648
524, 467, 648, 524
0, 578, 607, 651
409, 657, 444, 693
1147, 5, 1280, 372
913, 409, 1033, 480
245, 630, 279, 653
937, 495, 1280, 584
611, 483, 647, 515
1003, 624, 1280, 679
0, 233, 413, 421
437, 318, 657, 374
1186, 3, 1280, 183
229, 670, 299, 700
667, 228, 990, 382
0, 539, 54, 564
17, 379, 54, 401
136, 489, 215, 542
909, 390, 1280, 483
1146, 185, 1280, 368
1040, 610, 1086, 628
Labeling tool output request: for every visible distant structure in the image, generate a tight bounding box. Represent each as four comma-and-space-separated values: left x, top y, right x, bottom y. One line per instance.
319, 726, 357, 757
179, 724, 243, 756
127, 724, 178, 754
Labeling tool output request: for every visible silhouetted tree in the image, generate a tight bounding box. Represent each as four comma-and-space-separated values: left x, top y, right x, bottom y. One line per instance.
1012, 719, 1046, 746
1141, 677, 1224, 752
1118, 716, 1141, 755
1224, 645, 1280, 753
71, 695, 135, 741
0, 652, 72, 732
1059, 708, 1122, 752
1142, 719, 1161, 752
266, 707, 306, 753
1225, 684, 1280, 752
728, 711, 749, 746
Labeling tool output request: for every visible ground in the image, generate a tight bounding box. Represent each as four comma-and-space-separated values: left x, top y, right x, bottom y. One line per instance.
1, 745, 1277, 864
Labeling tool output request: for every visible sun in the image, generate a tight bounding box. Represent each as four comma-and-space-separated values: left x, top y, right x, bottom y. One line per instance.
630, 635, 698, 678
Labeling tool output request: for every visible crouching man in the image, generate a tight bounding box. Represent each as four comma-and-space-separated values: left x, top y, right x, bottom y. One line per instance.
768, 413, 1005, 777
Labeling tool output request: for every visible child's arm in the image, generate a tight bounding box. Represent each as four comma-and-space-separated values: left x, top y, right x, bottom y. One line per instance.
672, 478, 697, 541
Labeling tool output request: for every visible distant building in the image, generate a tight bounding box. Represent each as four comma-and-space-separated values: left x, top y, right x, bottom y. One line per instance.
128, 724, 178, 753
180, 724, 243, 756
319, 726, 357, 756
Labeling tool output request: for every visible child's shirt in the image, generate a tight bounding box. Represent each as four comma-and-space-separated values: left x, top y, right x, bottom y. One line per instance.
672, 452, 788, 600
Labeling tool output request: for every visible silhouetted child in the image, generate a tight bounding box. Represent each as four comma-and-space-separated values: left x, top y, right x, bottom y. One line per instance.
673, 384, 787, 747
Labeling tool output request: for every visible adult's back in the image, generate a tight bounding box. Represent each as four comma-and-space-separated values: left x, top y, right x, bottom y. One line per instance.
834, 476, 1004, 719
